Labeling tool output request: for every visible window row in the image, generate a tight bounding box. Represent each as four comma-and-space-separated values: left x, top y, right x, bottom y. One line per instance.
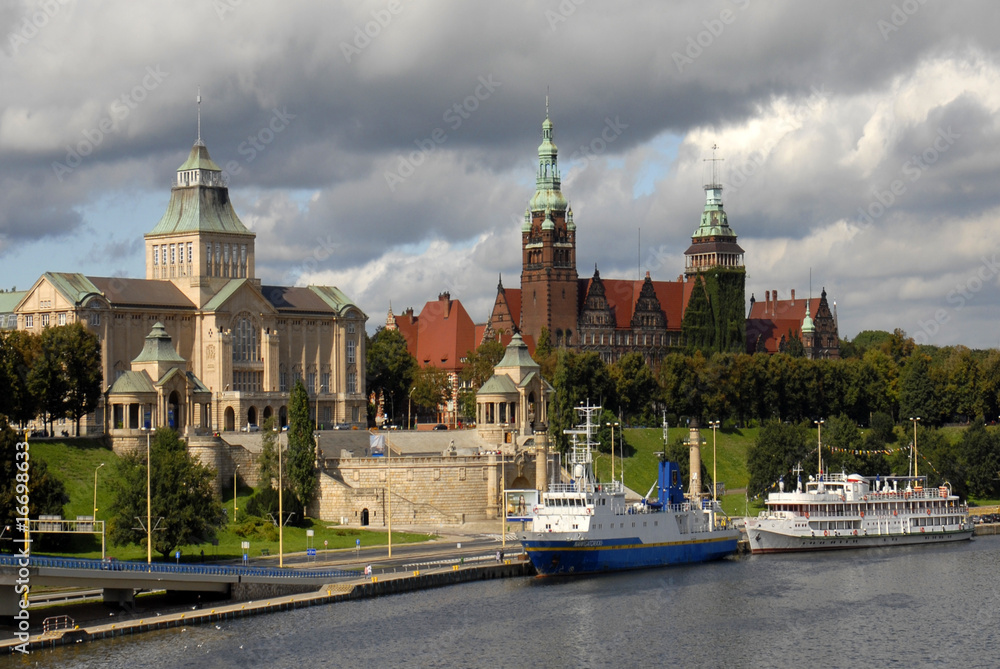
152, 243, 193, 266
206, 242, 248, 279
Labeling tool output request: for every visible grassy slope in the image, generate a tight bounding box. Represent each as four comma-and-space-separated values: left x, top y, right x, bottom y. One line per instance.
29, 439, 432, 562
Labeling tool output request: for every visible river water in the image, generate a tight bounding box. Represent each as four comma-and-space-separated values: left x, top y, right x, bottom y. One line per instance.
20, 535, 1000, 668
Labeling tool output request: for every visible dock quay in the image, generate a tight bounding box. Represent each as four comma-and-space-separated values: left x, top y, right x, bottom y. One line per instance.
2, 559, 534, 654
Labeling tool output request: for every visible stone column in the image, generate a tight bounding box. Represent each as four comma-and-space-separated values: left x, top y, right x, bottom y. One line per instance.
534, 422, 548, 492
486, 453, 499, 519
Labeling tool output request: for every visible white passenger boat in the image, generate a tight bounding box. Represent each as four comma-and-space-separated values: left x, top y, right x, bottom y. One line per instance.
519, 406, 739, 575
746, 470, 974, 553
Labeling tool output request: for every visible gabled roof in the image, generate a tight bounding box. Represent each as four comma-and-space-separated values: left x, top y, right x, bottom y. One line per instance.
503, 288, 522, 325
478, 374, 519, 395
108, 370, 156, 395
391, 295, 477, 372
748, 297, 821, 323
578, 276, 689, 330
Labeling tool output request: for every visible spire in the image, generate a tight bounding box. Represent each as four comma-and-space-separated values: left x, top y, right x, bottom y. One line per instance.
196, 87, 204, 147
530, 97, 567, 213
802, 301, 815, 334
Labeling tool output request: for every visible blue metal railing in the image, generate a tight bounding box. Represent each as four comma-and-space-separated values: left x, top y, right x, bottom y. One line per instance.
0, 555, 357, 580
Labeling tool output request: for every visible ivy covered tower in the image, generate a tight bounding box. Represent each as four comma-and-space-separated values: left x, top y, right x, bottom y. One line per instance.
519, 100, 579, 348
681, 148, 746, 353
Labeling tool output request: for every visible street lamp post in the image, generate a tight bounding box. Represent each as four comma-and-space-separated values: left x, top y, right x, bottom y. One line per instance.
910, 417, 921, 478
233, 464, 240, 520
408, 387, 415, 430
93, 462, 105, 523
606, 422, 619, 486
814, 419, 825, 479
141, 427, 152, 565
709, 420, 720, 504
273, 426, 284, 568
386, 436, 392, 558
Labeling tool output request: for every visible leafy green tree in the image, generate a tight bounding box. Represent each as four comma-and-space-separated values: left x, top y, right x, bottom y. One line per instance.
243, 486, 305, 527
549, 351, 616, 451
610, 352, 657, 421
746, 420, 812, 497
286, 379, 317, 508
942, 346, 980, 420
108, 429, 223, 558
366, 327, 417, 426
0, 330, 38, 427
979, 349, 1000, 422
457, 389, 477, 423
0, 418, 68, 549
411, 366, 452, 414
460, 339, 506, 388
533, 328, 557, 381
28, 328, 68, 434
961, 420, 1000, 499
59, 323, 103, 433
899, 354, 938, 425
257, 416, 278, 487
782, 330, 805, 357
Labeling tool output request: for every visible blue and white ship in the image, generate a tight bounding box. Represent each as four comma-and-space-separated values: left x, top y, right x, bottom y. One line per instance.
519, 406, 739, 576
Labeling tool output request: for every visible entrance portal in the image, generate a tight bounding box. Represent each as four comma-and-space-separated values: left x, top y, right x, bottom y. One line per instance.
360, 508, 369, 526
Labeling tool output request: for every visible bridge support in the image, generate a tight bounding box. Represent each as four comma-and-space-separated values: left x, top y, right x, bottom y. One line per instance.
103, 588, 136, 608
0, 586, 21, 616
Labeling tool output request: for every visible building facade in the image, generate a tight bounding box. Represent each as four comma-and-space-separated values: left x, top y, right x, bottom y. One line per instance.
8, 137, 367, 439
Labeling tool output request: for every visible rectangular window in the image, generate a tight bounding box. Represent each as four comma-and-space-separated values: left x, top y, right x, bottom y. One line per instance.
347, 322, 356, 334
170, 244, 176, 264
347, 339, 356, 364
280, 371, 288, 392
25, 314, 33, 328
347, 371, 357, 393
323, 406, 332, 423
206, 243, 213, 273
321, 372, 330, 393
41, 314, 49, 327
58, 313, 66, 326
307, 372, 317, 393
90, 313, 100, 326
153, 245, 159, 265
187, 242, 193, 263
241, 245, 247, 277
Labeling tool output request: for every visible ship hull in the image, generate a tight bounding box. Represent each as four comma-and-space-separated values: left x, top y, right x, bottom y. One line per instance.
521, 532, 739, 576
747, 526, 973, 554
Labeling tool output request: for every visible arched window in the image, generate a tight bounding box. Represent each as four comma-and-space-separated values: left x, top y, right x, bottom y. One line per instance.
233, 314, 260, 362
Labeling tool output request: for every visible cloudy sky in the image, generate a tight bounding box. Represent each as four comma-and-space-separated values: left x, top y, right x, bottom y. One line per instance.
2, 0, 999, 348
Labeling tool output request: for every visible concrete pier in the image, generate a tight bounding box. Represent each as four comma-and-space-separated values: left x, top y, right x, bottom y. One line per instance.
2, 559, 534, 654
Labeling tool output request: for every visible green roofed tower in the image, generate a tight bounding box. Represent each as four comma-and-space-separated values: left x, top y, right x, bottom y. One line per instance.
680, 145, 746, 353
144, 134, 257, 305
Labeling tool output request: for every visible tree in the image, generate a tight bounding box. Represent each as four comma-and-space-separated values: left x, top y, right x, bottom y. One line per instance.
899, 354, 938, 424
461, 339, 506, 388
610, 352, 657, 422
0, 418, 68, 549
366, 327, 417, 426
746, 420, 812, 498
549, 351, 616, 451
59, 323, 103, 433
533, 327, 557, 381
108, 429, 223, 558
961, 420, 1000, 499
411, 366, 452, 413
0, 330, 38, 427
286, 379, 317, 509
28, 327, 68, 434
257, 416, 279, 487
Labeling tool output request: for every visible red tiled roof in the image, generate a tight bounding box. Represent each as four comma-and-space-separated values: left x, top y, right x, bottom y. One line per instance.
505, 288, 522, 325
748, 296, 820, 322
746, 297, 820, 353
393, 296, 477, 373
578, 276, 689, 331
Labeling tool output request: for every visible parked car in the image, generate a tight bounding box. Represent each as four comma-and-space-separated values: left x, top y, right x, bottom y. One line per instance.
433, 423, 448, 430
242, 424, 260, 433
334, 422, 352, 430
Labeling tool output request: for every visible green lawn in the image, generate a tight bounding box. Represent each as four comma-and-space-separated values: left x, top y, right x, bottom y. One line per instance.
27, 439, 434, 562
592, 426, 758, 517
